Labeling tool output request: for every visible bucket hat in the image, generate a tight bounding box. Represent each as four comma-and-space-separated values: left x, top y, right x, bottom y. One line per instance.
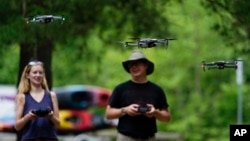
122, 50, 154, 75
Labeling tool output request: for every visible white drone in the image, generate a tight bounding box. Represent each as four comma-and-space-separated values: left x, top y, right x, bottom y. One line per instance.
119, 37, 176, 49
25, 15, 65, 24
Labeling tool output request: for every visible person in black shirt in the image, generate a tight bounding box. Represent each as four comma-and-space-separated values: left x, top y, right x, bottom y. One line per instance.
105, 50, 171, 141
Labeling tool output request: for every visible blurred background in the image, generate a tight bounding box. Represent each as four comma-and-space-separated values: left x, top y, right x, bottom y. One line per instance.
1, 0, 250, 141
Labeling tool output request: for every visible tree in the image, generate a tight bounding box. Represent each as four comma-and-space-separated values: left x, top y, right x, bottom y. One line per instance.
202, 0, 250, 54
1, 0, 170, 89
1, 1, 170, 140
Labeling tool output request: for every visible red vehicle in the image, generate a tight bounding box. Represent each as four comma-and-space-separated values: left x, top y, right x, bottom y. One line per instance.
54, 85, 117, 134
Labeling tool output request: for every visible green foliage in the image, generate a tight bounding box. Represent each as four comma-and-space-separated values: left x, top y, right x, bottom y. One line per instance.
202, 0, 250, 54
0, 44, 19, 84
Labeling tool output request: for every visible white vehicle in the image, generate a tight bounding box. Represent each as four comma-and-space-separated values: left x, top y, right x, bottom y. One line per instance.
0, 85, 16, 131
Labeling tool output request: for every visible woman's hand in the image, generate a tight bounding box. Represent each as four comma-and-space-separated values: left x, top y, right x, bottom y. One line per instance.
23, 110, 37, 122
46, 110, 54, 119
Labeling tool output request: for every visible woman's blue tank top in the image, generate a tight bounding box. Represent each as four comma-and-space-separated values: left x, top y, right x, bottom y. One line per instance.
21, 91, 58, 141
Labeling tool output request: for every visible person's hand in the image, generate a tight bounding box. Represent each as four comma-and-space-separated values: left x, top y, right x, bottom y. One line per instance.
46, 110, 54, 119
125, 104, 141, 116
24, 110, 38, 121
144, 104, 156, 118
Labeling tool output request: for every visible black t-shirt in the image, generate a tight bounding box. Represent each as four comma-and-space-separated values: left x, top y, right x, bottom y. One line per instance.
109, 80, 169, 138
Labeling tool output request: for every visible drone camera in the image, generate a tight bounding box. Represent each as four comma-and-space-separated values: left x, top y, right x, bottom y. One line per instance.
44, 18, 52, 23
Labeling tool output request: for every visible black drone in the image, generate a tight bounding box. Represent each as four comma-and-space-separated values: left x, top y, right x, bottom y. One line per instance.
201, 60, 240, 71
25, 15, 65, 24
119, 37, 176, 48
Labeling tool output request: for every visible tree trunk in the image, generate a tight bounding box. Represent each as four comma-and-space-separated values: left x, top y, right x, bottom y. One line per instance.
17, 39, 53, 89
36, 38, 53, 90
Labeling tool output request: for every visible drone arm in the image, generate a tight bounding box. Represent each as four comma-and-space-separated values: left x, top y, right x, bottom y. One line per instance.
224, 65, 237, 69
204, 64, 237, 70
206, 65, 223, 70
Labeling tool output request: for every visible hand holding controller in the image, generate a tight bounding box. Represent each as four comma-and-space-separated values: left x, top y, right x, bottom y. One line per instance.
137, 106, 151, 113
31, 108, 52, 117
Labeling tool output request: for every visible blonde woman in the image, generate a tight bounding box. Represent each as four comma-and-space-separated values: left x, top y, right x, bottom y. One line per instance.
15, 61, 60, 141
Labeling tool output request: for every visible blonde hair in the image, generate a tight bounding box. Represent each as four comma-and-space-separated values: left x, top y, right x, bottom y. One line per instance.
17, 61, 49, 94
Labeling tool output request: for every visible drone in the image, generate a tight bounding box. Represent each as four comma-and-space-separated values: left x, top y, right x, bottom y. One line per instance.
25, 15, 65, 24
201, 60, 240, 71
119, 37, 176, 48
